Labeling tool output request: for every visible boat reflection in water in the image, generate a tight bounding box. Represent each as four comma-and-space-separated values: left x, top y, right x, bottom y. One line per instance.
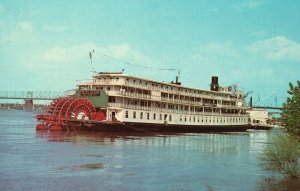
35, 130, 254, 156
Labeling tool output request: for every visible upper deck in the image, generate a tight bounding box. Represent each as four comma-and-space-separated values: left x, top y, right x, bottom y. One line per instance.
77, 72, 245, 100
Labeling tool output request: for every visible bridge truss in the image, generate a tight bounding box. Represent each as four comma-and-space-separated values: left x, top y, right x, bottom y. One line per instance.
0, 91, 64, 100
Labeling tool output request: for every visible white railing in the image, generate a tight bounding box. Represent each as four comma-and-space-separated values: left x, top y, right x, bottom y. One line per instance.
76, 79, 95, 86
114, 91, 151, 99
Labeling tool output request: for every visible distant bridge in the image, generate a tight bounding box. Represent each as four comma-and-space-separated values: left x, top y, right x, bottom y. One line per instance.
0, 91, 64, 111
0, 91, 64, 100
251, 106, 283, 110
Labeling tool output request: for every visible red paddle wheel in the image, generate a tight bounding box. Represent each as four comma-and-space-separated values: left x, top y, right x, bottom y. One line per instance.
36, 97, 105, 131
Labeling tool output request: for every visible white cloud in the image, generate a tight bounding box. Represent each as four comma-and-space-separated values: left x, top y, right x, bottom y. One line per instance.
34, 42, 176, 84
17, 21, 33, 33
248, 36, 300, 62
3, 21, 35, 43
40, 42, 149, 65
42, 42, 145, 63
41, 47, 71, 63
40, 42, 96, 64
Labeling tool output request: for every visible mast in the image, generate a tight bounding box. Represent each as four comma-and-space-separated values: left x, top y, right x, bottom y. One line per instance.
89, 50, 95, 89
89, 50, 95, 77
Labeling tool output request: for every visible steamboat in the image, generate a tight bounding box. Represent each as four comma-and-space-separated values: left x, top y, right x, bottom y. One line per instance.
36, 71, 251, 132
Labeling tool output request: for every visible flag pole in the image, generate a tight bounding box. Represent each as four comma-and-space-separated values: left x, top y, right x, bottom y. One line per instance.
89, 50, 95, 77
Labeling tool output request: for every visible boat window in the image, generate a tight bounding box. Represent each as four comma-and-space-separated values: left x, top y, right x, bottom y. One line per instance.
147, 113, 150, 120
164, 114, 168, 120
169, 115, 172, 121
125, 111, 128, 118
153, 113, 156, 120
133, 111, 136, 119
140, 112, 143, 119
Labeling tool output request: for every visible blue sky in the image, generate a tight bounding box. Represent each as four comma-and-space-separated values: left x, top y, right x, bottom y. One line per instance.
0, 0, 299, 106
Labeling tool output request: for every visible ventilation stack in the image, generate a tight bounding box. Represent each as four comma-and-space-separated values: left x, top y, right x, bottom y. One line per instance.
210, 76, 219, 91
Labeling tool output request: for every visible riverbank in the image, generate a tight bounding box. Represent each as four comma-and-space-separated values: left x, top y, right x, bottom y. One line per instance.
0, 103, 47, 111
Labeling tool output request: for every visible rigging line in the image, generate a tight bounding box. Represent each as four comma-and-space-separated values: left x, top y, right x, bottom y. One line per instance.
254, 91, 278, 105
102, 54, 176, 71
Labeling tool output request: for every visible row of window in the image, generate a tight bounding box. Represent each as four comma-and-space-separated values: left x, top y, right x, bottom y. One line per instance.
124, 110, 248, 123
179, 115, 248, 123
125, 111, 172, 121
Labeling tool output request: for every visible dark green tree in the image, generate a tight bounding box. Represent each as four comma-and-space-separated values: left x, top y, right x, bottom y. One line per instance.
281, 81, 300, 138
259, 81, 300, 179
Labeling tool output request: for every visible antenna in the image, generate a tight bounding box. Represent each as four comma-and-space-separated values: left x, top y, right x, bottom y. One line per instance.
89, 50, 95, 75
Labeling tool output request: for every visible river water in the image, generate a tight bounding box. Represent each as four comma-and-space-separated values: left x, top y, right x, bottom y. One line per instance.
0, 110, 298, 191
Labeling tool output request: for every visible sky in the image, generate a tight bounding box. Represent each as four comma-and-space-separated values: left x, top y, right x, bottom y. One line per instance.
0, 0, 300, 106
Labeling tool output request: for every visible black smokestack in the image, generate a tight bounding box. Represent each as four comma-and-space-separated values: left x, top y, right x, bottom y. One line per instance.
210, 76, 219, 91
